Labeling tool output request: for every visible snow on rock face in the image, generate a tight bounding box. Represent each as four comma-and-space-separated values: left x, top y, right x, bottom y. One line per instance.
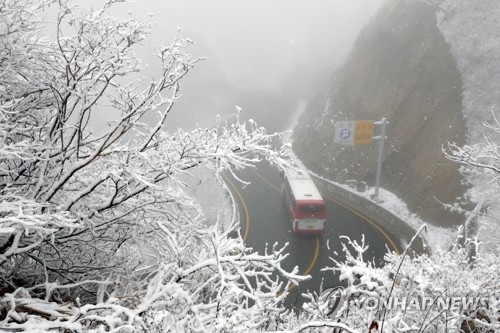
437, 0, 500, 143
436, 0, 500, 255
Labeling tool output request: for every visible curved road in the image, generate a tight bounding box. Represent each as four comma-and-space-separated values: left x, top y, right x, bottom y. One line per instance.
222, 90, 402, 307
226, 161, 401, 308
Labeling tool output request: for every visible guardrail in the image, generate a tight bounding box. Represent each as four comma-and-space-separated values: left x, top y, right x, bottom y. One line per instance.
309, 173, 428, 254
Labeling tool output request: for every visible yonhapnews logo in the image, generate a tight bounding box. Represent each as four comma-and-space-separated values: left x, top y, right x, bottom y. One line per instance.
319, 286, 498, 317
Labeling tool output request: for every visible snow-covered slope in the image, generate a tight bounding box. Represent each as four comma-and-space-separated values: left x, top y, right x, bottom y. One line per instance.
436, 0, 500, 254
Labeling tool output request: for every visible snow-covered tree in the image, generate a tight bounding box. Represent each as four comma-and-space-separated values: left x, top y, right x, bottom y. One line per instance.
445, 112, 500, 190
298, 228, 499, 333
444, 112, 500, 255
0, 0, 307, 331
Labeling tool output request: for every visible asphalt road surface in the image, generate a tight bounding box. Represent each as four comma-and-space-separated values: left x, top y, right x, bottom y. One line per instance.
226, 160, 401, 309
218, 91, 401, 308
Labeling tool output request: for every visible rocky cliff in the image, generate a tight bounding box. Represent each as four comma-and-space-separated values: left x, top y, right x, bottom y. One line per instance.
292, 0, 468, 227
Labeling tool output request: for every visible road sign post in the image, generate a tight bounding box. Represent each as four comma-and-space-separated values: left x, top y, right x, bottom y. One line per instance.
373, 118, 388, 198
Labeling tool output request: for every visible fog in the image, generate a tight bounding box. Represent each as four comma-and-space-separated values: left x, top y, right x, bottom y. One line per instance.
91, 0, 387, 129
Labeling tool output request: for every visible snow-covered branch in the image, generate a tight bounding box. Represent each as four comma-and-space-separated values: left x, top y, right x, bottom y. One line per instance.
0, 1, 309, 331
444, 111, 500, 184
306, 233, 500, 333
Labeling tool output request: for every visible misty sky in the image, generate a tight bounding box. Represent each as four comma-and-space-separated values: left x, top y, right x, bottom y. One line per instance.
72, 0, 387, 130
109, 0, 387, 93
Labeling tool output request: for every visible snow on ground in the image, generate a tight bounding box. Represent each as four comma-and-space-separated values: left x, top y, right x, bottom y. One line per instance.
343, 185, 456, 250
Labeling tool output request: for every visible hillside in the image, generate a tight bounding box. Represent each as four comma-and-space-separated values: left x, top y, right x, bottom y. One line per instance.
292, 0, 469, 228
436, 0, 500, 253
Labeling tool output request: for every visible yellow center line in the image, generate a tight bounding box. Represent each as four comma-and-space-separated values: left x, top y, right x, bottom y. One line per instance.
278, 236, 319, 297
321, 192, 401, 255
250, 168, 320, 292
303, 236, 320, 276
251, 168, 283, 193
226, 167, 401, 302
222, 174, 250, 242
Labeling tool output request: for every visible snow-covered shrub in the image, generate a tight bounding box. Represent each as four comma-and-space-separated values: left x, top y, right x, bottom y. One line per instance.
304, 229, 499, 333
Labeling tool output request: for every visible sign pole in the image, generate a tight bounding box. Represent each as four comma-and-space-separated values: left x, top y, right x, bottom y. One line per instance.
374, 118, 387, 198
